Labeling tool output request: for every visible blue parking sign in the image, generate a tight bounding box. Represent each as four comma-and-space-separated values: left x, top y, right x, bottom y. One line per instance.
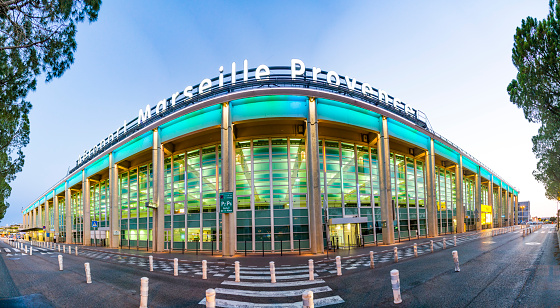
92, 221, 98, 228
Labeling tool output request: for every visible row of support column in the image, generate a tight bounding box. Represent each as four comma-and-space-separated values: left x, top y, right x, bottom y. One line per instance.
23, 96, 519, 253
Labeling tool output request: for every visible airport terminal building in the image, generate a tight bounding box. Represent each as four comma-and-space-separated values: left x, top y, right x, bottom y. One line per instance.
21, 60, 519, 255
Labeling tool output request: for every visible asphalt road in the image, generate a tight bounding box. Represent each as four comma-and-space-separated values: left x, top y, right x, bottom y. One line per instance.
0, 225, 557, 307
329, 224, 560, 307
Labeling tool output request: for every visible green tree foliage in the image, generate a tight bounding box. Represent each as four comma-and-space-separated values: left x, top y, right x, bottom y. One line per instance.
0, 0, 101, 220
508, 0, 560, 201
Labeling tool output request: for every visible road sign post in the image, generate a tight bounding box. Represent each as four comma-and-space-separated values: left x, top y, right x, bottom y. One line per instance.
92, 221, 98, 247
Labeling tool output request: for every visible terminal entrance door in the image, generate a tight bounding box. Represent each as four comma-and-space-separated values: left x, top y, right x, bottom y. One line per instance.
329, 223, 361, 248
164, 229, 171, 250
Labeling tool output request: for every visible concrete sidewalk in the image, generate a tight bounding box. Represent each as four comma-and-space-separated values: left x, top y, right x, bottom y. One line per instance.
27, 228, 504, 267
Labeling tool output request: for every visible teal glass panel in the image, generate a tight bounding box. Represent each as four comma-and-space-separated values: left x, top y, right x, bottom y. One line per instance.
480, 167, 491, 181
113, 131, 153, 163
67, 172, 82, 188
316, 98, 381, 132
231, 95, 308, 122
434, 141, 459, 164
387, 118, 429, 149
159, 105, 221, 143
462, 156, 478, 173
54, 182, 66, 195
85, 155, 110, 177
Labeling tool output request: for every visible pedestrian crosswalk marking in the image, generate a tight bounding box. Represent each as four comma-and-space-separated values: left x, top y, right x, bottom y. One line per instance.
228, 273, 317, 280
215, 286, 332, 297
222, 279, 326, 287
198, 295, 345, 307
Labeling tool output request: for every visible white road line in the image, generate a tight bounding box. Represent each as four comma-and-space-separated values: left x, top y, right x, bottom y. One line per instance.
222, 279, 326, 287
198, 295, 344, 307
215, 286, 331, 297
227, 273, 317, 280
3, 248, 10, 252
239, 269, 309, 275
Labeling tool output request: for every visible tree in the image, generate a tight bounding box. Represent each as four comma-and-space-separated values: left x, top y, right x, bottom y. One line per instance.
508, 0, 560, 201
0, 0, 101, 220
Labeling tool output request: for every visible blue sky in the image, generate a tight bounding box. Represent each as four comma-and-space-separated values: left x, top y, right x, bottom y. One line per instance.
2, 0, 554, 225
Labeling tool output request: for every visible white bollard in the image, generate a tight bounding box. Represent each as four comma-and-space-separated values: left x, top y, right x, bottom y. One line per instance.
454, 235, 457, 247
206, 289, 216, 308
174, 258, 178, 276
270, 261, 276, 283
369, 251, 375, 269
24, 246, 28, 254
335, 256, 342, 276
390, 269, 402, 304
30, 246, 33, 256
58, 244, 60, 252
69, 246, 72, 254
234, 261, 240, 282
414, 243, 418, 257
202, 260, 207, 280
85, 262, 92, 283
394, 247, 398, 262
140, 277, 149, 308
58, 255, 63, 271
452, 250, 460, 272
308, 259, 314, 280
76, 246, 78, 256
430, 240, 434, 252
149, 256, 153, 272
63, 245, 66, 253
443, 238, 446, 250
303, 290, 314, 308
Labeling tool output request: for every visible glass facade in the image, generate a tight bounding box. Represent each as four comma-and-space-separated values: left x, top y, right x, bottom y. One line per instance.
71, 191, 83, 244
119, 164, 153, 249
435, 167, 455, 234
236, 139, 307, 251
58, 197, 66, 242
24, 103, 518, 250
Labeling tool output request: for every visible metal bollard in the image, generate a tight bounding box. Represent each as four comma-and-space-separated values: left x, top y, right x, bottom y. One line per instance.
30, 246, 33, 256
270, 261, 276, 283
335, 256, 342, 276
369, 251, 375, 268
308, 259, 314, 281
454, 235, 457, 247
235, 261, 240, 282
430, 240, 434, 252
394, 247, 398, 262
202, 260, 207, 280
139, 277, 149, 308
443, 238, 446, 250
303, 290, 314, 308
452, 250, 460, 272
206, 289, 216, 308
390, 269, 402, 304
174, 258, 178, 276
414, 243, 418, 257
85, 263, 92, 283
58, 255, 63, 271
